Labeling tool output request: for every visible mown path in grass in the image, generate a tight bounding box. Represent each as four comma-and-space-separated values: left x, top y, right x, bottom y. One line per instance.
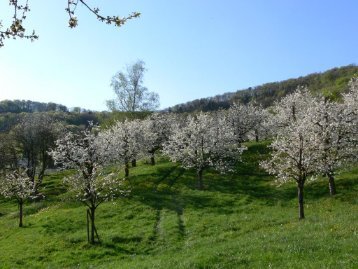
0, 141, 357, 268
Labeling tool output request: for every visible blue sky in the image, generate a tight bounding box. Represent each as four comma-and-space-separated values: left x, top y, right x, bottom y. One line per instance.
0, 0, 357, 111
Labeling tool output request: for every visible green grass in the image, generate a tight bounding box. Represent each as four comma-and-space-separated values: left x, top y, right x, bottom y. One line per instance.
0, 141, 357, 268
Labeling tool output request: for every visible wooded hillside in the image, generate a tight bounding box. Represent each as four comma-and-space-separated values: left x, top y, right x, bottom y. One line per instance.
168, 65, 358, 113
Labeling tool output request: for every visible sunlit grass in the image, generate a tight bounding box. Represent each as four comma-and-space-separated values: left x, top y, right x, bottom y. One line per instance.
0, 142, 357, 268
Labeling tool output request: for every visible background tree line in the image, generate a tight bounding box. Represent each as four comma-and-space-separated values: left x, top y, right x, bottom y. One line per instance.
168, 64, 358, 113
0, 100, 68, 114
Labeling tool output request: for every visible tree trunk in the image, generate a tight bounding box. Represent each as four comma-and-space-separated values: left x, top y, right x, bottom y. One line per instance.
131, 159, 137, 167
125, 162, 129, 178
87, 209, 90, 243
90, 206, 96, 244
255, 129, 259, 142
26, 161, 36, 184
297, 181, 305, 220
38, 170, 44, 187
150, 153, 155, 166
328, 174, 336, 196
27, 150, 37, 183
19, 200, 23, 227
36, 151, 48, 190
197, 169, 203, 190
36, 165, 46, 193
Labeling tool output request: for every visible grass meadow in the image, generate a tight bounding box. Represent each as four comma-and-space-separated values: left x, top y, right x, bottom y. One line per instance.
0, 142, 357, 268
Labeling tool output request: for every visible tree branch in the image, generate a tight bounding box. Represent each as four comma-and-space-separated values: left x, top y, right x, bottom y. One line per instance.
1, 0, 140, 47
66, 0, 140, 28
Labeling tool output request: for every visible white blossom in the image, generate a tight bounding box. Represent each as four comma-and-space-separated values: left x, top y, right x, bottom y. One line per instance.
0, 169, 34, 201
0, 169, 35, 227
227, 102, 267, 142
260, 87, 318, 219
342, 78, 358, 152
307, 94, 355, 195
101, 119, 144, 177
269, 86, 314, 131
49, 122, 124, 243
163, 112, 246, 189
140, 112, 177, 165
49, 122, 121, 204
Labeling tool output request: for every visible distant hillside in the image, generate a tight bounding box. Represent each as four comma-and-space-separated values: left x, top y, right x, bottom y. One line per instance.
167, 64, 358, 113
0, 100, 69, 114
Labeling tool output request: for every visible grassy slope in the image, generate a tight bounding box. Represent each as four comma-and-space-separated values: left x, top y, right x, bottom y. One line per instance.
0, 142, 357, 269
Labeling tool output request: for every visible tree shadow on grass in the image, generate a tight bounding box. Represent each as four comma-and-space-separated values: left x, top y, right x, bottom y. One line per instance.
127, 163, 245, 244
39, 173, 69, 202
93, 242, 142, 255
129, 165, 190, 243
115, 146, 357, 248
304, 176, 358, 204
156, 142, 296, 206
129, 165, 248, 245
202, 142, 358, 205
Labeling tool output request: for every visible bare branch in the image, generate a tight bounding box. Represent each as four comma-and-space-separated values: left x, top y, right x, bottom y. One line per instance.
1, 0, 140, 47
66, 0, 140, 28
0, 0, 38, 47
